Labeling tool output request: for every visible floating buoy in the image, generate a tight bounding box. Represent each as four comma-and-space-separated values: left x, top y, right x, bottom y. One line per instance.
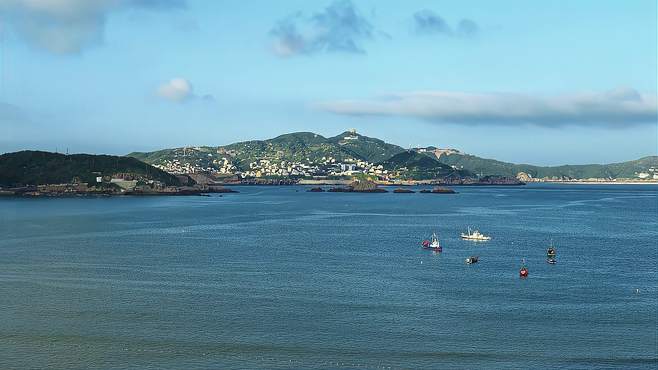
520, 267, 529, 278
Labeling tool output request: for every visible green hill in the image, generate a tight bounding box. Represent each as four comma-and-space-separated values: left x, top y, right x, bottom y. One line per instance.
327, 131, 405, 163
379, 151, 473, 180
221, 132, 361, 168
437, 153, 658, 179
128, 131, 403, 172
0, 151, 181, 187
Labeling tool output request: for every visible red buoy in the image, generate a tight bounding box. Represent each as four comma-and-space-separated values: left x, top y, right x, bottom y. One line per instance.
520, 267, 529, 278
422, 240, 430, 248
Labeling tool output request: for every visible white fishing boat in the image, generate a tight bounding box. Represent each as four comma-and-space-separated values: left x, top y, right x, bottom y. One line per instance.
460, 227, 491, 241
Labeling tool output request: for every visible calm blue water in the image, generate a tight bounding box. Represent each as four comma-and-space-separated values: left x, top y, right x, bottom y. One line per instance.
0, 184, 656, 369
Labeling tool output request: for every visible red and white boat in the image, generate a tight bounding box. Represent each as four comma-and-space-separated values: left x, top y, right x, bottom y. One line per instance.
422, 233, 442, 252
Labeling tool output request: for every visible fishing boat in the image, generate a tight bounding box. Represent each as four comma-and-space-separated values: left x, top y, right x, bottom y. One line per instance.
465, 256, 479, 264
421, 233, 442, 252
460, 227, 491, 241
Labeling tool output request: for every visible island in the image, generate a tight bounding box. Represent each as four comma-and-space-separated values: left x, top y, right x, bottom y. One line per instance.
419, 186, 457, 194
327, 180, 388, 193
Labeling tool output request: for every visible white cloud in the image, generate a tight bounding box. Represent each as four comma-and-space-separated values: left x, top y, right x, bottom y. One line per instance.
156, 77, 213, 103
318, 87, 658, 127
0, 0, 184, 54
157, 77, 192, 102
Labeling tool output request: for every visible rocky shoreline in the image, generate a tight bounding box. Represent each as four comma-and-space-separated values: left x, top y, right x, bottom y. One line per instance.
222, 176, 525, 187
0, 185, 238, 198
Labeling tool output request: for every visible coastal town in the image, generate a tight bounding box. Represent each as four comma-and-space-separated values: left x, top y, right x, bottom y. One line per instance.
153, 152, 390, 180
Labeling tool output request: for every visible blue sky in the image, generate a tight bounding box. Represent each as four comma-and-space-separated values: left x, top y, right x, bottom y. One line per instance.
0, 0, 656, 165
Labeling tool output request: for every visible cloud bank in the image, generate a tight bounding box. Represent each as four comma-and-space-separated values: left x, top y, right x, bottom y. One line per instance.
413, 9, 479, 37
156, 78, 213, 103
318, 87, 658, 127
270, 0, 376, 57
0, 0, 185, 54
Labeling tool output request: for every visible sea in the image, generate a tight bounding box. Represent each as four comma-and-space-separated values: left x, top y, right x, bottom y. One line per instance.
0, 184, 656, 369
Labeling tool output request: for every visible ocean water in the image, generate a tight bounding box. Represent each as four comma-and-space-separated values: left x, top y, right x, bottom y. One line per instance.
0, 184, 656, 369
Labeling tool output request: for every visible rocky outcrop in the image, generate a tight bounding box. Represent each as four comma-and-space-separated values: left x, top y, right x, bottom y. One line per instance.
327, 179, 388, 193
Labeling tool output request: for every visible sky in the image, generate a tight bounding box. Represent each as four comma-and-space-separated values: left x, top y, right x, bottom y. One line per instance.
0, 0, 656, 165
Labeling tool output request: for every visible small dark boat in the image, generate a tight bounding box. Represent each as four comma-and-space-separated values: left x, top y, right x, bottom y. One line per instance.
547, 258, 557, 264
547, 239, 557, 258
465, 256, 479, 264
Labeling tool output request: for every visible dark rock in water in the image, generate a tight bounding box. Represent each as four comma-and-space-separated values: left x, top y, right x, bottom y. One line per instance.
206, 186, 239, 193
308, 187, 325, 192
393, 188, 415, 193
350, 180, 388, 193
420, 186, 456, 194
326, 180, 388, 193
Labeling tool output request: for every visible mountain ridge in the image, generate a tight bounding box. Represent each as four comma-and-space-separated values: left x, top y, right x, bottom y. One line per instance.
126, 131, 657, 180
437, 152, 658, 180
